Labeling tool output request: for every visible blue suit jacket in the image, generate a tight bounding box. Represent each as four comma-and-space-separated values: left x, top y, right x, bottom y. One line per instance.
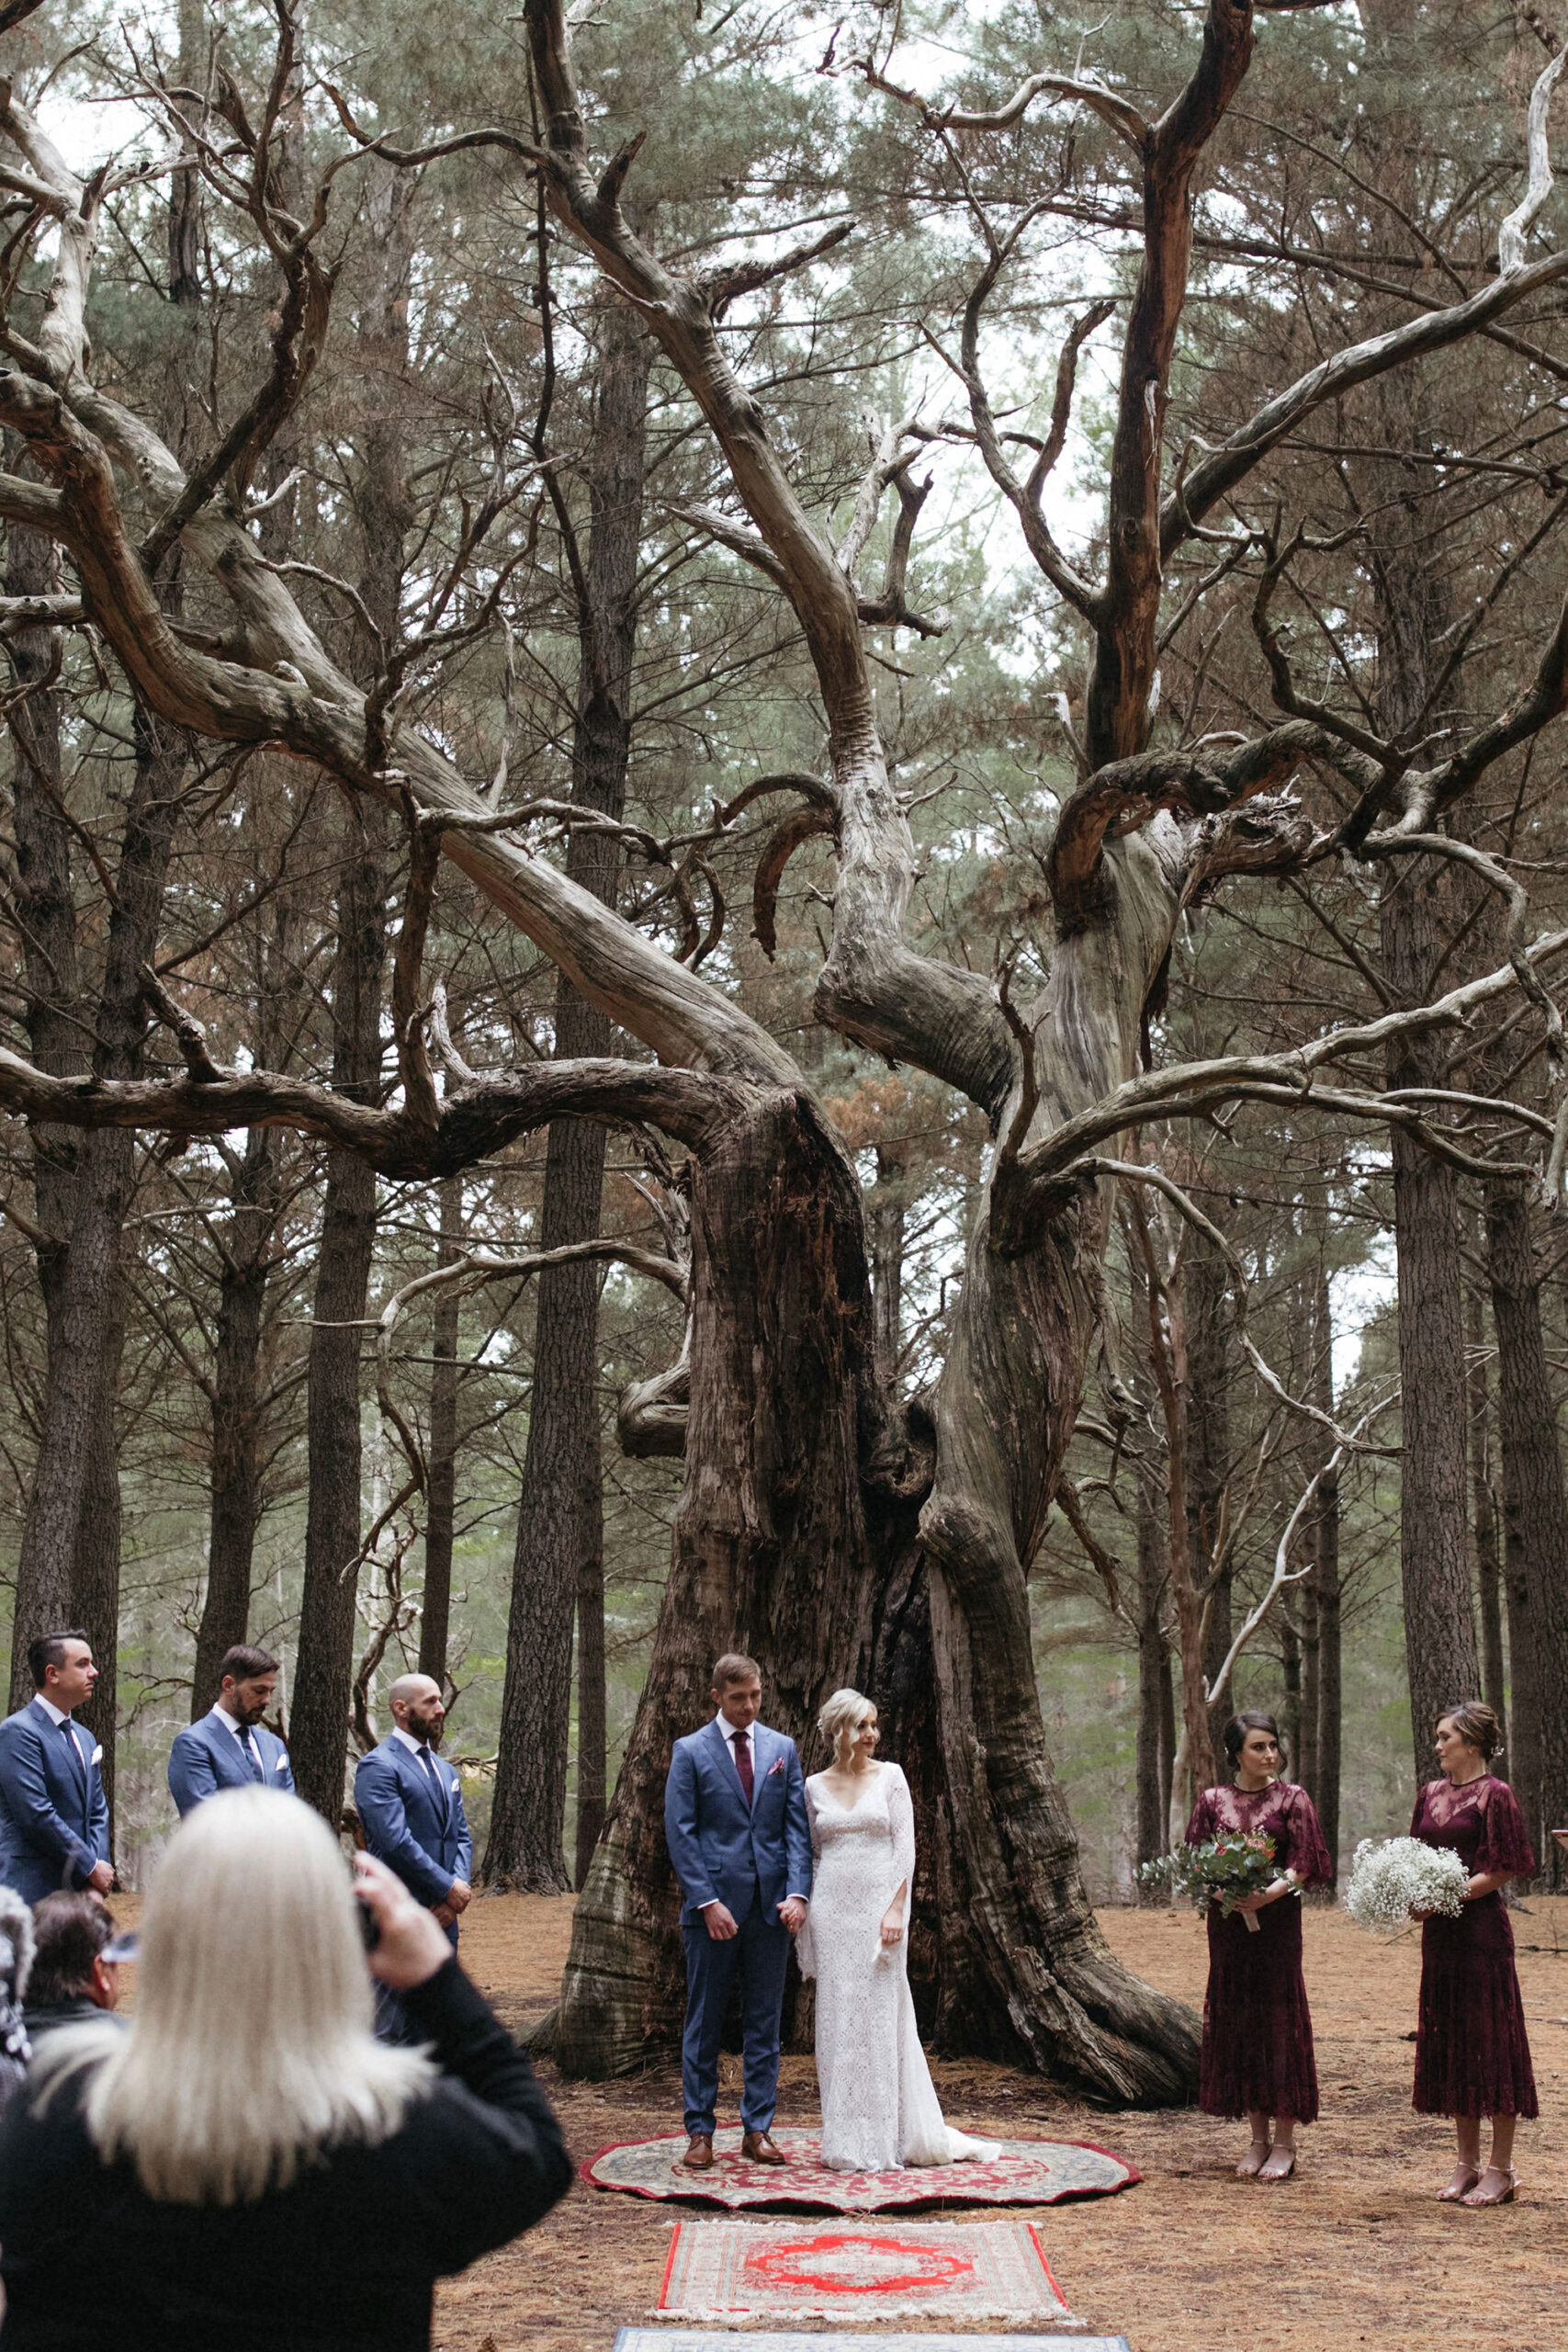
664, 1718, 813, 1928
0, 1699, 111, 1903
355, 1737, 472, 1911
167, 1712, 296, 1816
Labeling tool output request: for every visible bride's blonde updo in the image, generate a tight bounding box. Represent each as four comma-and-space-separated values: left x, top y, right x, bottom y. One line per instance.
818, 1687, 875, 1768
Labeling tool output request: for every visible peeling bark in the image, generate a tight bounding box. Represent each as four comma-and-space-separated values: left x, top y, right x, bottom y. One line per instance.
555, 1089, 886, 2073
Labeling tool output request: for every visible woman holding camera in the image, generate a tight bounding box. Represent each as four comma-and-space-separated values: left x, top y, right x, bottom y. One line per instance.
1185, 1711, 1333, 2183
0, 1786, 571, 2348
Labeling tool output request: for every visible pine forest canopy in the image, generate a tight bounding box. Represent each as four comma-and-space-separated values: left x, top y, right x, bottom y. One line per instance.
1, 0, 1567, 2103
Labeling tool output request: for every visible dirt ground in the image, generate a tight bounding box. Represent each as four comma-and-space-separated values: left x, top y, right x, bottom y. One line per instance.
426, 1892, 1568, 2352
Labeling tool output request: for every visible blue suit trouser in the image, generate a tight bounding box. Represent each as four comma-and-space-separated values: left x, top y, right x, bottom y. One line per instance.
681, 1882, 791, 2136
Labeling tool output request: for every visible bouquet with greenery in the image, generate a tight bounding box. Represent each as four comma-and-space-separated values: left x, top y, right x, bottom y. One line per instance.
1137, 1832, 1280, 1931
1342, 1837, 1469, 1932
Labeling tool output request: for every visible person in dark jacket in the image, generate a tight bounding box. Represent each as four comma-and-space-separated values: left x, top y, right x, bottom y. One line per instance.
0, 1787, 571, 2350
21, 1893, 123, 2049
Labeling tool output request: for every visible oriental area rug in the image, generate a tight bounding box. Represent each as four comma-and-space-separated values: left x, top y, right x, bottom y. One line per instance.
620, 2331, 1134, 2352
587, 2126, 1137, 2211
653, 2218, 1076, 2324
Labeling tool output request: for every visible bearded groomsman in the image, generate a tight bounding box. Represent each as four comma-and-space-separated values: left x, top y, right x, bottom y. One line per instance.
167, 1645, 295, 1815
355, 1675, 472, 1941
0, 1632, 112, 1904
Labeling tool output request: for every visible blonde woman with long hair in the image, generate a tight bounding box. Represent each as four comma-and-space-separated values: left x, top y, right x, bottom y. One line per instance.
797, 1689, 998, 2173
0, 1787, 570, 2349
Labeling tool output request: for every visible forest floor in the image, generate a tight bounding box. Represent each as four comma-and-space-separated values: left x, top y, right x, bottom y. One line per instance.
422, 1892, 1568, 2352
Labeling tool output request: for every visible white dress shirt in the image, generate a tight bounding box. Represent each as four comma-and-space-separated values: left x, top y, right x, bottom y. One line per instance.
209, 1702, 249, 1746
34, 1695, 71, 1729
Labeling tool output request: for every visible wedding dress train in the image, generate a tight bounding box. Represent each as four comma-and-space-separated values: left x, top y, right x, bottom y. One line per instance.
797, 1761, 1001, 2173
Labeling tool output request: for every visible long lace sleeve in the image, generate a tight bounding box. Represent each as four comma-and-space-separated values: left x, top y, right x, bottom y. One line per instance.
1476, 1779, 1537, 1878
1184, 1789, 1214, 1848
887, 1766, 916, 1901
1282, 1787, 1334, 1885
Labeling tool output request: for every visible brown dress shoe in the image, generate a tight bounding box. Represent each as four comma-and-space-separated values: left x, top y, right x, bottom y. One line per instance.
741, 2130, 786, 2165
682, 2134, 715, 2171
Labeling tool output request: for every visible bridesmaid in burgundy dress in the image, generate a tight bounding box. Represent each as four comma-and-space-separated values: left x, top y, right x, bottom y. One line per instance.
1409, 1701, 1537, 2207
1185, 1711, 1333, 2181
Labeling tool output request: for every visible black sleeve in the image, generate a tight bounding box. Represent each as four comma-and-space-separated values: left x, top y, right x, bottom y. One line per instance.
389, 1957, 574, 2275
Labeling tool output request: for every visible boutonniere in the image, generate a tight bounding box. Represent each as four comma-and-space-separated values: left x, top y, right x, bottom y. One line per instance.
767, 1756, 787, 1777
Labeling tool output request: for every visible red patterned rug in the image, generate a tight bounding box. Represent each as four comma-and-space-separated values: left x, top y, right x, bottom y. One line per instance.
655, 2218, 1075, 2324
587, 2125, 1137, 2211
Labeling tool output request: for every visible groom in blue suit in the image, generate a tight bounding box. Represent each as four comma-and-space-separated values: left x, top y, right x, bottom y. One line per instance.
664, 1652, 812, 2171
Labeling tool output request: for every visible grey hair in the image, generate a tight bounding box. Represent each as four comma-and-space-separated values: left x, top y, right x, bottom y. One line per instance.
32, 1788, 433, 2206
0, 1885, 36, 2004
817, 1687, 875, 1767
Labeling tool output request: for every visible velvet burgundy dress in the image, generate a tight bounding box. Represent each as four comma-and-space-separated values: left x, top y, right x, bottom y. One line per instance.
1185, 1780, 1334, 2120
1409, 1773, 1538, 2119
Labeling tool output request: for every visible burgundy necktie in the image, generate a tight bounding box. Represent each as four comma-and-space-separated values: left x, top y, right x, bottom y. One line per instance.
732, 1729, 754, 1805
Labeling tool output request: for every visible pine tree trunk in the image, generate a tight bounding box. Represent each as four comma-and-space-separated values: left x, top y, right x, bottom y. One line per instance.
1465, 1251, 1507, 1755
1483, 1176, 1568, 1883
1381, 863, 1479, 1776
288, 164, 409, 1819
1308, 1253, 1341, 1877
1187, 1227, 1231, 1763
487, 300, 649, 1891
10, 695, 180, 1731
192, 1128, 277, 1713
1280, 1604, 1302, 1770
1134, 1445, 1169, 1870
1356, 60, 1479, 1780
70, 1317, 124, 1808
418, 1178, 462, 1690
1501, 1502, 1540, 1851
289, 802, 389, 1821
1299, 1575, 1320, 1804
7, 483, 84, 1704
574, 1544, 607, 1889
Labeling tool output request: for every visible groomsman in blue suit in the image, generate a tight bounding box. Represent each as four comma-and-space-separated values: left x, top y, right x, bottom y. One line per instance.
663, 1651, 813, 2172
0, 1631, 113, 1903
167, 1645, 295, 1815
355, 1674, 472, 1940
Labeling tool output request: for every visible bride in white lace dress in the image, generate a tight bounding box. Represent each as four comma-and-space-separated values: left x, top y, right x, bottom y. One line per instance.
798, 1688, 1000, 2173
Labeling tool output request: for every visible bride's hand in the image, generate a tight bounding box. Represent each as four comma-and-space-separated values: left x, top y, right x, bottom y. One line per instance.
880, 1905, 904, 1946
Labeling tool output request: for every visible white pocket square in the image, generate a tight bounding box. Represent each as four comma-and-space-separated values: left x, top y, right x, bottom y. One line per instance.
274, 1756, 288, 1772
90, 1744, 104, 1767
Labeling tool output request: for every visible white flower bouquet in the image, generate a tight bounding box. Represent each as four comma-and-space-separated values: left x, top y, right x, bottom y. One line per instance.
1342, 1836, 1469, 1931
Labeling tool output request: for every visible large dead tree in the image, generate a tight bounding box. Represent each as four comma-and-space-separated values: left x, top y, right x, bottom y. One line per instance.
5, 3, 1568, 2093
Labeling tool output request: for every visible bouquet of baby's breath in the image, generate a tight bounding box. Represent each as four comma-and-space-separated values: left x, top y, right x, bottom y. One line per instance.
1343, 1837, 1469, 1932
1138, 1832, 1280, 1931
